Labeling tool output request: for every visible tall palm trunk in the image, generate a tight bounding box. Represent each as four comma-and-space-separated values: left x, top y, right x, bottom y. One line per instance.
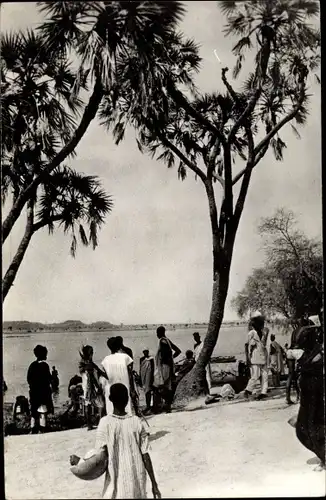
191, 177, 232, 393
2, 200, 34, 301
192, 267, 230, 393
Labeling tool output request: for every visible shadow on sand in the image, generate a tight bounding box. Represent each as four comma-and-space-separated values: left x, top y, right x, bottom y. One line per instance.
149, 430, 170, 442
171, 387, 291, 414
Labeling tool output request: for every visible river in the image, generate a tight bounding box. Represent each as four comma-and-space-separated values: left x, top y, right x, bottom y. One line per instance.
3, 325, 289, 406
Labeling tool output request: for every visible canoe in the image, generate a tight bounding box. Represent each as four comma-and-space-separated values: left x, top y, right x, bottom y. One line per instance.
211, 356, 237, 364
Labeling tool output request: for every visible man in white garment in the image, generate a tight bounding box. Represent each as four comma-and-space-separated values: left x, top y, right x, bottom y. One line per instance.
244, 311, 269, 400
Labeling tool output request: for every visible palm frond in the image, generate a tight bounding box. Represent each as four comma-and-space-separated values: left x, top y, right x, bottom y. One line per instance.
270, 136, 287, 161
70, 233, 77, 258
232, 36, 252, 56
178, 161, 187, 180
218, 1, 238, 16
0, 31, 23, 70
79, 224, 89, 246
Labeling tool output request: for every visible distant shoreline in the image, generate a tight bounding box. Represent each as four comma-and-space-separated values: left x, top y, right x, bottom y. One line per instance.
2, 321, 246, 335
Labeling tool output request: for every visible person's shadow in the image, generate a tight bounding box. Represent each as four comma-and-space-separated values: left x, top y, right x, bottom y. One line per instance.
149, 430, 170, 443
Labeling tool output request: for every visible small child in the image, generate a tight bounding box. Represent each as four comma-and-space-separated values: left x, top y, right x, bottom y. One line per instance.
70, 383, 161, 499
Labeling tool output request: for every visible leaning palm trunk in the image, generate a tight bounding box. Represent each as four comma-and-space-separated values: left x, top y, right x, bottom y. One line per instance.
2, 200, 34, 301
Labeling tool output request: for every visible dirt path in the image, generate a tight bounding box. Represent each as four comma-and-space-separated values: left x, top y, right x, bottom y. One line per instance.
4, 396, 325, 499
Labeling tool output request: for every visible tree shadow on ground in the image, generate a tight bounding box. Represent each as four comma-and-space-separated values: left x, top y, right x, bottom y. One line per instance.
171, 388, 292, 414
149, 430, 170, 442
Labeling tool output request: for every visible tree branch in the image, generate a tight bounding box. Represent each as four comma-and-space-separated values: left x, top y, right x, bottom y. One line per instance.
204, 178, 224, 279
223, 143, 233, 219
32, 214, 63, 232
167, 81, 226, 146
232, 78, 306, 187
156, 133, 207, 183
232, 141, 269, 185
221, 66, 255, 180
226, 124, 255, 253
221, 67, 238, 102
253, 81, 306, 157
2, 77, 104, 245
212, 171, 225, 188
228, 36, 271, 144
206, 137, 222, 179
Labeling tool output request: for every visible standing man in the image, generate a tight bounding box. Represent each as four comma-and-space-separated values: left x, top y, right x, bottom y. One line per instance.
193, 331, 213, 394
51, 366, 59, 391
140, 349, 154, 414
153, 326, 181, 413
244, 311, 269, 400
269, 334, 285, 387
193, 332, 202, 360
116, 336, 133, 360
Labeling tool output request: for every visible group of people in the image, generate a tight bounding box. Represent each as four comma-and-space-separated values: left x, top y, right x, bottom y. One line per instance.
26, 328, 202, 434
20, 315, 324, 497
243, 309, 325, 470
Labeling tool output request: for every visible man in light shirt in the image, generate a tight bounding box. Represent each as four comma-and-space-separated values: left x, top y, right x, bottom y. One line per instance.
244, 311, 269, 400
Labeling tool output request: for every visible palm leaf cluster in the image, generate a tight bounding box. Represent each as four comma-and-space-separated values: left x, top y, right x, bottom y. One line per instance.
1, 27, 111, 254
2, 1, 196, 288
37, 1, 192, 105
97, 0, 320, 191
38, 166, 113, 255
219, 0, 320, 161
1, 29, 86, 202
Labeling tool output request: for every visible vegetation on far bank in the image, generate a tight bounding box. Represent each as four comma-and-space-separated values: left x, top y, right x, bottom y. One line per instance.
232, 208, 322, 328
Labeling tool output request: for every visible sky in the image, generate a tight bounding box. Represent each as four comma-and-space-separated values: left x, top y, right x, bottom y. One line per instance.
1, 2, 322, 325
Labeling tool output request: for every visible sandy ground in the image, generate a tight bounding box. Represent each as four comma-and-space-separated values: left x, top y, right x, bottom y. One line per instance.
4, 395, 325, 499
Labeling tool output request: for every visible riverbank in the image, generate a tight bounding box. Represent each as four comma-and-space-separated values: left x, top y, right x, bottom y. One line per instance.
4, 393, 325, 499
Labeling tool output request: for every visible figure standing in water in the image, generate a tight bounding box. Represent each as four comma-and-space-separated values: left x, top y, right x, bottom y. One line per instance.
51, 366, 59, 391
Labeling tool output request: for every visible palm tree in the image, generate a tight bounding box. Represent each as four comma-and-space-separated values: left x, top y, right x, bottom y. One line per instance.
1, 28, 88, 229
98, 0, 320, 394
2, 1, 188, 244
2, 165, 112, 300
2, 1, 189, 301
1, 30, 112, 301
